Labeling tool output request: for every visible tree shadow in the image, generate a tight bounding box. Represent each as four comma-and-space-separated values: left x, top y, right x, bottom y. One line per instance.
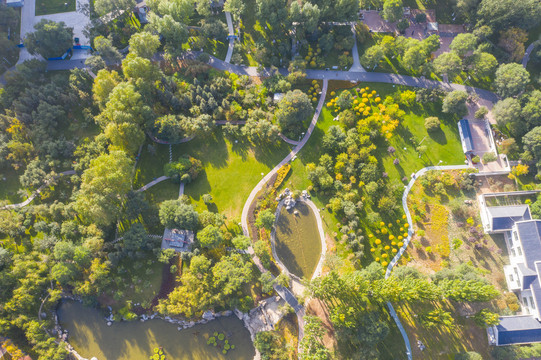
185, 171, 211, 201
428, 128, 448, 145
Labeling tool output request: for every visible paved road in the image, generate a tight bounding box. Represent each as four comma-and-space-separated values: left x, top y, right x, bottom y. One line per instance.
135, 175, 170, 192
206, 55, 498, 103
225, 12, 235, 63
523, 42, 538, 68
0, 170, 76, 210
382, 164, 469, 360
349, 24, 366, 72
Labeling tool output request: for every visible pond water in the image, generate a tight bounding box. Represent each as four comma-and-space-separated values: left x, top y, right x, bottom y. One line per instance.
274, 201, 322, 279
57, 301, 255, 360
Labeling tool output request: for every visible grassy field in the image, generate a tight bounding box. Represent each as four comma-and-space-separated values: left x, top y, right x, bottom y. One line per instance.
35, 0, 76, 16
174, 131, 291, 220
274, 202, 322, 279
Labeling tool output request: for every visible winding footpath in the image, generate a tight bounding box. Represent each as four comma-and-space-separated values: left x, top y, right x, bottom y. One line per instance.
0, 170, 76, 210
224, 12, 235, 64
241, 79, 328, 346
523, 42, 538, 68
384, 164, 470, 360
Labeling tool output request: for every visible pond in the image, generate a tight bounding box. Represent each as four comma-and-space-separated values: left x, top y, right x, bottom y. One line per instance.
57, 301, 255, 360
274, 201, 323, 279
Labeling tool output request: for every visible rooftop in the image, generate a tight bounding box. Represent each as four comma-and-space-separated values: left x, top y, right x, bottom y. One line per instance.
495, 316, 541, 345
161, 228, 194, 252
487, 204, 531, 232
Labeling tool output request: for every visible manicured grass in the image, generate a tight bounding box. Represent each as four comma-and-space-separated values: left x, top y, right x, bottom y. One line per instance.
35, 0, 76, 16
174, 131, 291, 220
274, 202, 322, 279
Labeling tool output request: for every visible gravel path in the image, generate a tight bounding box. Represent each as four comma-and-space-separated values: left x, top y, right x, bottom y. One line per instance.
349, 24, 366, 72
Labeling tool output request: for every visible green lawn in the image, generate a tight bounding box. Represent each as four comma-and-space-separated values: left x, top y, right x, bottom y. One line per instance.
174, 131, 291, 220
280, 81, 465, 257
0, 167, 23, 205
35, 0, 76, 16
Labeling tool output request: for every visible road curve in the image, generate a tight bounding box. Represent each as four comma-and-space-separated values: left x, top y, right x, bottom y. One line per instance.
384, 164, 470, 360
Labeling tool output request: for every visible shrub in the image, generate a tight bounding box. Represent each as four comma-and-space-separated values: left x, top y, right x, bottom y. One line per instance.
482, 152, 497, 164
415, 13, 427, 23
424, 116, 441, 132
202, 194, 213, 204
471, 155, 480, 163
475, 106, 488, 119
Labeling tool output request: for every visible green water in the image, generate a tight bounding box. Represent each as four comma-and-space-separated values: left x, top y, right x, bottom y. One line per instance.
57, 301, 255, 360
274, 201, 322, 279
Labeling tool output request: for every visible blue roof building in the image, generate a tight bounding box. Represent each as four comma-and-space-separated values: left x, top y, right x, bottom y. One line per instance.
488, 218, 541, 346
458, 119, 474, 155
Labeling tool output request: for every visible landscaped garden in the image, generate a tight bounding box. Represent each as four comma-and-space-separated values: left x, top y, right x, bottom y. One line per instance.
36, 0, 76, 16
274, 201, 322, 279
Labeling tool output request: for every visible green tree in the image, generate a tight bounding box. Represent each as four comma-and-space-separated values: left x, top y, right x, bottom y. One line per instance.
75, 150, 133, 226
492, 98, 521, 127
24, 19, 73, 59
469, 51, 497, 77
197, 225, 223, 249
433, 52, 463, 79
477, 0, 541, 30
442, 90, 469, 118
381, 0, 403, 23
523, 127, 541, 161
92, 69, 122, 109
255, 331, 289, 360
275, 90, 313, 137
495, 63, 530, 98
212, 253, 253, 296
94, 0, 135, 16
232, 235, 251, 250
159, 200, 199, 230
129, 32, 161, 59
93, 36, 122, 64
256, 209, 276, 230
224, 0, 245, 19
361, 45, 384, 69
122, 223, 148, 252
147, 14, 188, 56
522, 90, 541, 128
299, 316, 330, 360
253, 240, 272, 269
259, 272, 275, 294
449, 33, 478, 57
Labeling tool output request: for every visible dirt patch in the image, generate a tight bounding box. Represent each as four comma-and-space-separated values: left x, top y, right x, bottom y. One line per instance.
306, 298, 336, 352
151, 260, 176, 309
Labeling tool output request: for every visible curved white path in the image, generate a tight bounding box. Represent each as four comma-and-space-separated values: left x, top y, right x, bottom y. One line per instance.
523, 42, 538, 68
224, 12, 235, 63
135, 175, 170, 192
269, 198, 327, 282
241, 79, 328, 347
350, 24, 366, 72
1, 170, 76, 210
384, 164, 470, 360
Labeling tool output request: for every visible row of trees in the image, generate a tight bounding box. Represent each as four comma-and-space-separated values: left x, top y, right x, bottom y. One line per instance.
306, 262, 499, 358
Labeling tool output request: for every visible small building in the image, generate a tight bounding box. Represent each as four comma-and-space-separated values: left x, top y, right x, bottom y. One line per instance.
489, 316, 541, 346
6, 0, 24, 7
161, 228, 194, 253
458, 119, 474, 156
480, 204, 531, 234
427, 22, 438, 34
